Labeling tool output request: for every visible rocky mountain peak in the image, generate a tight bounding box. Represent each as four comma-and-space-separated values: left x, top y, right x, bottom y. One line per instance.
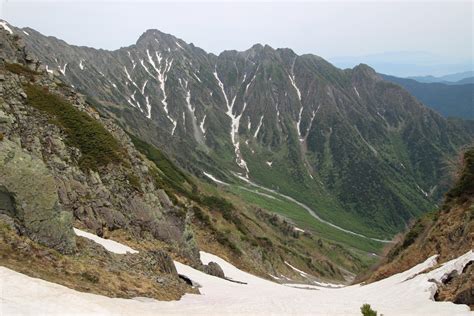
136, 29, 188, 51
352, 63, 381, 82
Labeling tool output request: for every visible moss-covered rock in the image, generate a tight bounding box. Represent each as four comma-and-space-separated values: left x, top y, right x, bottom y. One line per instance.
0, 139, 75, 253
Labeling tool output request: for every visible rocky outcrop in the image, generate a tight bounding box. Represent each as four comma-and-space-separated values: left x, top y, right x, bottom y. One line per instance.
0, 139, 75, 253
203, 261, 225, 279
0, 26, 200, 264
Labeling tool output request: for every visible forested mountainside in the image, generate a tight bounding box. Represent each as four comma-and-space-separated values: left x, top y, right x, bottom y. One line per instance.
0, 24, 372, 301
14, 23, 474, 240
382, 74, 474, 119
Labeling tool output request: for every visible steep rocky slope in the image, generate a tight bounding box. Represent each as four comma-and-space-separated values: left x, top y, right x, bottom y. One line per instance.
12, 21, 474, 240
0, 22, 370, 300
367, 147, 474, 308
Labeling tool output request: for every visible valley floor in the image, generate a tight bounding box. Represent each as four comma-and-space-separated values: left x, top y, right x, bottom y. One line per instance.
1, 229, 472, 316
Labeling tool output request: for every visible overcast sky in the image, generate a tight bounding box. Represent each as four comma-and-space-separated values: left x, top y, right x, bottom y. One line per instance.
1, 1, 472, 75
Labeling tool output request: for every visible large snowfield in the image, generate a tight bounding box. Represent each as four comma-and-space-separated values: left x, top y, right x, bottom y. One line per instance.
0, 229, 472, 315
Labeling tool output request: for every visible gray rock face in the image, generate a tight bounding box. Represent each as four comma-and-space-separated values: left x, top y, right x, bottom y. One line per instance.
0, 139, 76, 253
0, 29, 201, 264
146, 250, 178, 275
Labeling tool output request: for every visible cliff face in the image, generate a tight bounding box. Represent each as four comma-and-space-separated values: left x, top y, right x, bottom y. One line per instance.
0, 26, 206, 299
367, 147, 474, 308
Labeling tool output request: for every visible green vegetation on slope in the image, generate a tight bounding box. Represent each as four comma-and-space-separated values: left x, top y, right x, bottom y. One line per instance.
24, 84, 123, 171
228, 185, 383, 254
5, 62, 40, 79
129, 134, 247, 233
445, 147, 474, 204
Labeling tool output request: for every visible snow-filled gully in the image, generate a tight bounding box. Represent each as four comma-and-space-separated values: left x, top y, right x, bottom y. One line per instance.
214, 69, 250, 177
180, 79, 204, 143
145, 49, 176, 133
1, 227, 472, 315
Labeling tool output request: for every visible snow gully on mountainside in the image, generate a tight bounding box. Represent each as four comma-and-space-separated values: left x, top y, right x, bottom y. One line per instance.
213, 69, 250, 177
145, 49, 176, 131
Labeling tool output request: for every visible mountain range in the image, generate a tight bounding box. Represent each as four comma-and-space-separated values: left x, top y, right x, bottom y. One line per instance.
14, 24, 474, 241
1, 22, 365, 298
381, 74, 474, 120
408, 71, 474, 84
0, 19, 473, 313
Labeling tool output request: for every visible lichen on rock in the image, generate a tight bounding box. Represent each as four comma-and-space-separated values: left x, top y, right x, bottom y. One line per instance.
0, 139, 76, 253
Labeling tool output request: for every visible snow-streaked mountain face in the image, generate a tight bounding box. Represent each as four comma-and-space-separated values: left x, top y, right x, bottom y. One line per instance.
17, 25, 474, 238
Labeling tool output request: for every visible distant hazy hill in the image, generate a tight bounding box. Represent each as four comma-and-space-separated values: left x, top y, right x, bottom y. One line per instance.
328, 52, 473, 78
455, 77, 474, 85
381, 74, 474, 120
408, 71, 474, 84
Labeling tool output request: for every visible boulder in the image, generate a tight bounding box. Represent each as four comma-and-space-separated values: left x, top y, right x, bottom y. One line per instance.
204, 261, 225, 279
0, 139, 76, 253
146, 250, 178, 275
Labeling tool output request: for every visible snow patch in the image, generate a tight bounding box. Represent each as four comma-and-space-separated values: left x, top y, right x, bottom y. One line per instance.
193, 72, 202, 83
123, 66, 139, 89
139, 59, 154, 78
296, 107, 304, 141
73, 228, 138, 254
244, 68, 259, 96
23, 30, 29, 36
58, 63, 68, 76
294, 227, 305, 233
203, 172, 229, 186
288, 74, 302, 101
353, 86, 360, 98
266, 161, 273, 167
1, 251, 473, 315
254, 115, 264, 138
0, 21, 13, 34
268, 274, 281, 280
45, 65, 54, 74
285, 261, 312, 279
127, 51, 137, 69
145, 96, 152, 119
416, 184, 429, 197
79, 59, 84, 70
199, 114, 207, 134
141, 80, 148, 94
180, 79, 204, 142
175, 41, 184, 50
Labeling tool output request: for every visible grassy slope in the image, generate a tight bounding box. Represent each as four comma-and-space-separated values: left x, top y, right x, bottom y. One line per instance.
228, 185, 383, 254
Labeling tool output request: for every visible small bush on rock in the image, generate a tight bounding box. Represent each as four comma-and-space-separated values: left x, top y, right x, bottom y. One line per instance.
24, 84, 123, 171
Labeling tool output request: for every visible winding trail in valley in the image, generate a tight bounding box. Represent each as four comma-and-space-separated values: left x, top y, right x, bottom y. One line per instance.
232, 174, 392, 244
